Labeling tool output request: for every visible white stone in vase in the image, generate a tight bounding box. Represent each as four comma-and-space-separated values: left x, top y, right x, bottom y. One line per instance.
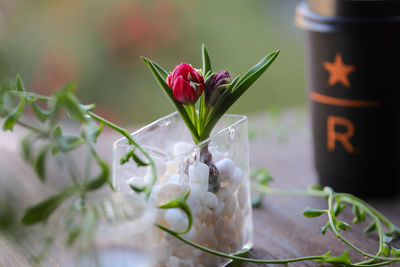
215, 158, 235, 182
173, 141, 194, 156
146, 156, 167, 177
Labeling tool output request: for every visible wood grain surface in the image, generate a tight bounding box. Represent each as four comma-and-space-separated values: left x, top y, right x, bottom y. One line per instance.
0, 113, 399, 267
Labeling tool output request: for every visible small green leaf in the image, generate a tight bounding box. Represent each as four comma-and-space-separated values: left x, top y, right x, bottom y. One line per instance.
202, 44, 212, 75
334, 201, 347, 217
21, 136, 32, 162
309, 184, 324, 191
364, 221, 376, 233
337, 221, 352, 231
31, 102, 51, 122
320, 222, 330, 235
315, 251, 331, 262
34, 145, 50, 182
2, 77, 26, 131
129, 184, 146, 193
303, 207, 326, 218
21, 185, 77, 225
120, 148, 149, 167
158, 189, 192, 234
66, 226, 81, 247
381, 243, 390, 257
323, 250, 351, 266
391, 246, 400, 257
55, 135, 84, 152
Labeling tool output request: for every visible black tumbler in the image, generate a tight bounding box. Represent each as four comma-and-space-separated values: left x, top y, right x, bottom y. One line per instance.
295, 0, 400, 196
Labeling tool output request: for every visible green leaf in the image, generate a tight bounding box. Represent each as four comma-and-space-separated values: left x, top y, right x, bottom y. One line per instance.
120, 148, 149, 167
334, 201, 347, 217
141, 57, 199, 142
323, 250, 351, 266
364, 221, 376, 233
309, 184, 324, 191
303, 207, 326, 218
21, 136, 32, 162
202, 50, 279, 139
320, 222, 330, 235
83, 158, 110, 191
316, 251, 331, 262
53, 126, 62, 138
34, 145, 50, 182
129, 184, 146, 193
381, 243, 390, 257
352, 205, 365, 224
55, 135, 84, 152
158, 189, 192, 234
337, 221, 352, 231
66, 226, 81, 247
56, 82, 87, 123
2, 76, 26, 131
391, 246, 400, 257
87, 122, 103, 143
202, 44, 212, 75
230, 249, 250, 267
31, 102, 51, 122
21, 185, 77, 225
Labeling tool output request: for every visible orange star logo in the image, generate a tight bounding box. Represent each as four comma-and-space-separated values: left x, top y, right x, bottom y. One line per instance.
323, 53, 355, 88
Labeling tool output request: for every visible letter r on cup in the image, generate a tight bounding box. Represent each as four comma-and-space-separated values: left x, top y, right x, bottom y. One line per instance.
327, 115, 355, 154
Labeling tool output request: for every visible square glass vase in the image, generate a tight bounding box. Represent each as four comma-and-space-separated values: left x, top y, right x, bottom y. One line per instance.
113, 112, 253, 267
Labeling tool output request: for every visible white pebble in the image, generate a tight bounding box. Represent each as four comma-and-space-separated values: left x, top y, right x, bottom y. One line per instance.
215, 218, 224, 234
216, 187, 231, 201
189, 183, 208, 202
173, 141, 194, 156
238, 185, 248, 210
167, 256, 194, 267
216, 201, 225, 215
166, 160, 179, 174
169, 174, 189, 184
155, 182, 188, 201
215, 158, 235, 182
204, 192, 218, 209
188, 199, 202, 217
223, 194, 236, 218
189, 163, 209, 184
232, 167, 244, 184
165, 209, 188, 232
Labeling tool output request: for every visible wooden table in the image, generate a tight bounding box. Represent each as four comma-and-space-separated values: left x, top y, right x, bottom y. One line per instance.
1, 112, 399, 266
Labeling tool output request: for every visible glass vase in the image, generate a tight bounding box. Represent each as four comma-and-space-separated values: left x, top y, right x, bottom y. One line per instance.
113, 112, 253, 267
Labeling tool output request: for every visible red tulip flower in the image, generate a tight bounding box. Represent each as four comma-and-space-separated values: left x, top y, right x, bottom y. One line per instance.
167, 63, 204, 105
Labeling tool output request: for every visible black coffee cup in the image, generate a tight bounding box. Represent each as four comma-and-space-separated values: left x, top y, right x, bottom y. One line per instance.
295, 0, 400, 196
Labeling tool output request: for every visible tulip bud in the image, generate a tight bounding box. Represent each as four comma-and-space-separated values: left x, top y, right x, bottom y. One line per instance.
204, 71, 231, 106
167, 63, 204, 105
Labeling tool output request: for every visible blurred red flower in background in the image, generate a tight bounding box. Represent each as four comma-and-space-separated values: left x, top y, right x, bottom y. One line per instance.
99, 0, 179, 63
32, 50, 77, 95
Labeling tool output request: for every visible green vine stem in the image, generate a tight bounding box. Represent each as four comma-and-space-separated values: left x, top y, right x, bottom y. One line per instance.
87, 111, 157, 198
156, 223, 327, 264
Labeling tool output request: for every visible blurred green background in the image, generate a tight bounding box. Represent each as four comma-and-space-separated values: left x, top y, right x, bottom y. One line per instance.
0, 0, 305, 125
